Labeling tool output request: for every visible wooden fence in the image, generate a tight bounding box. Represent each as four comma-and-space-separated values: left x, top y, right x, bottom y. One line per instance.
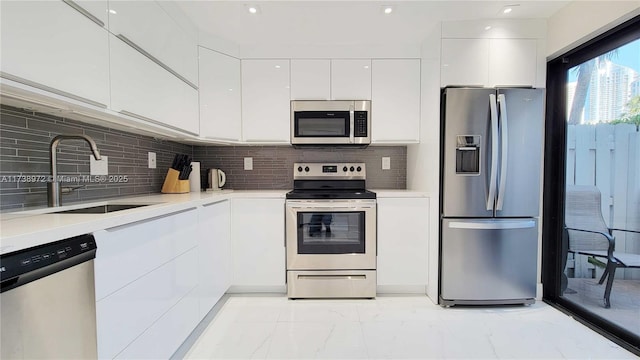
566, 123, 640, 279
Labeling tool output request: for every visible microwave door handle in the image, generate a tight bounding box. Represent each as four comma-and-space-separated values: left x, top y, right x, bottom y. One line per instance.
349, 104, 355, 143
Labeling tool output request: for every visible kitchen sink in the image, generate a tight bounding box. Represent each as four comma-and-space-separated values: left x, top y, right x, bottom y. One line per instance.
53, 204, 152, 214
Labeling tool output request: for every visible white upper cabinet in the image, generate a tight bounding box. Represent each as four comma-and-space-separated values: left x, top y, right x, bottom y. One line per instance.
199, 47, 242, 141
109, 34, 199, 135
331, 59, 372, 100
241, 59, 291, 143
107, 1, 198, 87
488, 39, 537, 87
441, 38, 538, 88
0, 1, 110, 107
290, 59, 331, 100
441, 39, 489, 87
371, 59, 421, 143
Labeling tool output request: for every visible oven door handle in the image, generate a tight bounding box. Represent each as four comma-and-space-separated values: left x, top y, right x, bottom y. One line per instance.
287, 205, 375, 211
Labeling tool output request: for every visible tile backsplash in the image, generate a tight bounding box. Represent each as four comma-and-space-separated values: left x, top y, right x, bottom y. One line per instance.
193, 145, 406, 190
0, 105, 193, 210
0, 105, 407, 210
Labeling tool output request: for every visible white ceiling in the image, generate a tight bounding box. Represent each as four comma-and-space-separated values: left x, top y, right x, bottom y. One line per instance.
174, 1, 569, 47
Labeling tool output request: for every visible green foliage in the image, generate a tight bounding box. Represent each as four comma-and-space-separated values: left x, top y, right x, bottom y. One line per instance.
610, 95, 640, 131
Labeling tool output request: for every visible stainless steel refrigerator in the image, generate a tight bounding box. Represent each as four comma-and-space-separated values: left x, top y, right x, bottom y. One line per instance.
439, 87, 544, 306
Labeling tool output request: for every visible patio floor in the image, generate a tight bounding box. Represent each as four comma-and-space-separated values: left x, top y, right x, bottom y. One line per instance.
564, 278, 640, 335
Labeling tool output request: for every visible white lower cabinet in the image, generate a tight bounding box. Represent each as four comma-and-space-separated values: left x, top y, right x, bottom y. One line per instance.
197, 200, 232, 318
93, 208, 198, 359
231, 198, 286, 291
376, 197, 430, 293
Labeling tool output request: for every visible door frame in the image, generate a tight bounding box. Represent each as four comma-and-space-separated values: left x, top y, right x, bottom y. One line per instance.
542, 15, 640, 356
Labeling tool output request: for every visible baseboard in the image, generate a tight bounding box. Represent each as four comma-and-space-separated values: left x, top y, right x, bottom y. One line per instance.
227, 285, 287, 293
376, 285, 428, 294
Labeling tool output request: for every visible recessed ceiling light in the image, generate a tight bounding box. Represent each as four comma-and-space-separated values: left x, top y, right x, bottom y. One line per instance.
108, 9, 117, 15
484, 26, 492, 30
501, 4, 519, 14
382, 6, 393, 14
246, 5, 260, 14
275, 65, 281, 69
364, 65, 370, 69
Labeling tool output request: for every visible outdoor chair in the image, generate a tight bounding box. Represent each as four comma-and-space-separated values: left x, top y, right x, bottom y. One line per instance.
564, 185, 640, 308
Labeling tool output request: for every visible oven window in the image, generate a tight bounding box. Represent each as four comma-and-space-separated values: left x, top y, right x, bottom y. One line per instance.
295, 112, 349, 137
297, 211, 365, 254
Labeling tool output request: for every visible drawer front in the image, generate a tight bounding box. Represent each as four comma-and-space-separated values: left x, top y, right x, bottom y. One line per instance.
287, 270, 376, 299
96, 249, 197, 359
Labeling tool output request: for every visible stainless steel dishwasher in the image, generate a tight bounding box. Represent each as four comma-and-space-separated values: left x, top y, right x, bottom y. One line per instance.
1, 234, 98, 359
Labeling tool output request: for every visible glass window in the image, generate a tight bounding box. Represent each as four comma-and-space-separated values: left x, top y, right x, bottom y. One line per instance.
562, 37, 640, 338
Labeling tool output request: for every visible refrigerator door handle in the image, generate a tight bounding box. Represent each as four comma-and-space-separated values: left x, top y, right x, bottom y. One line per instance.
496, 93, 509, 211
487, 94, 499, 211
448, 220, 536, 230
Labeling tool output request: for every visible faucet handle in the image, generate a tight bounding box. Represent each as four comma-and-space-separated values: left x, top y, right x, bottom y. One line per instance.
61, 185, 86, 194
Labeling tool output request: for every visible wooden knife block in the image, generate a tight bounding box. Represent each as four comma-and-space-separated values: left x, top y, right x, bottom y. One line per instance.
161, 168, 190, 194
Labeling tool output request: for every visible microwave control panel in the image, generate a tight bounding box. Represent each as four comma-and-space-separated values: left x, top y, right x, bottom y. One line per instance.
354, 111, 368, 137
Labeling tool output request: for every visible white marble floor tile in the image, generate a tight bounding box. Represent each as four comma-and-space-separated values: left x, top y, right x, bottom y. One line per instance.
184, 296, 637, 360
277, 300, 360, 323
265, 322, 342, 359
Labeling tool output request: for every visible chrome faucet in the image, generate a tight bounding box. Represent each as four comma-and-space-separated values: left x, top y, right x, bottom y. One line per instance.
48, 134, 101, 207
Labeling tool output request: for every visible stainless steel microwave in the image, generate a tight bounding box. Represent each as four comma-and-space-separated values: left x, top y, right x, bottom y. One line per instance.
290, 100, 371, 146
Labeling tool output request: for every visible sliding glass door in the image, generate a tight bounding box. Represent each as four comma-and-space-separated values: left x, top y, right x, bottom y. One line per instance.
543, 16, 640, 355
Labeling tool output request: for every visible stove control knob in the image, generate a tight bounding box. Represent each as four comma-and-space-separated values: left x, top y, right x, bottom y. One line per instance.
297, 166, 303, 172
357, 166, 362, 172
350, 166, 355, 172
343, 166, 348, 172
305, 166, 310, 172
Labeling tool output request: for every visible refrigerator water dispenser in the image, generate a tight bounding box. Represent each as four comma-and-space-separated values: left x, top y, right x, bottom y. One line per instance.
455, 135, 480, 175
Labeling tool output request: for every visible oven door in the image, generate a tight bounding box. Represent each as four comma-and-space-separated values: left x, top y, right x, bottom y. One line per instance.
285, 199, 376, 270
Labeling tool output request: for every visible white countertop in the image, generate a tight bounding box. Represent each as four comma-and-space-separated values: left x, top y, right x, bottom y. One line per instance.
371, 189, 436, 198
0, 190, 287, 255
0, 189, 432, 255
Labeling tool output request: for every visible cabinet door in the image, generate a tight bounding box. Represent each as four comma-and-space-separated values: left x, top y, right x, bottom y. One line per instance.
241, 60, 291, 142
377, 198, 429, 291
0, 1, 110, 106
488, 39, 537, 87
371, 59, 421, 143
440, 39, 489, 87
290, 59, 331, 100
97, 249, 198, 360
331, 59, 372, 100
231, 198, 285, 289
198, 200, 231, 318
107, 1, 198, 86
199, 47, 242, 141
109, 34, 199, 135
93, 208, 198, 301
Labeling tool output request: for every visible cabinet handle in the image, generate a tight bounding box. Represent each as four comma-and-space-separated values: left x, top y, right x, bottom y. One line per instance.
119, 110, 199, 136
62, 0, 105, 28
115, 34, 198, 90
104, 207, 197, 232
1, 71, 107, 109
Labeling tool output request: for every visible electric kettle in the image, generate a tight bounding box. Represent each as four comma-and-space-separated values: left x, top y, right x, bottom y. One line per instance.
208, 168, 226, 190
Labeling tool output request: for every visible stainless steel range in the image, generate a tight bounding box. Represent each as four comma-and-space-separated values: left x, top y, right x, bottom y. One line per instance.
285, 162, 376, 299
